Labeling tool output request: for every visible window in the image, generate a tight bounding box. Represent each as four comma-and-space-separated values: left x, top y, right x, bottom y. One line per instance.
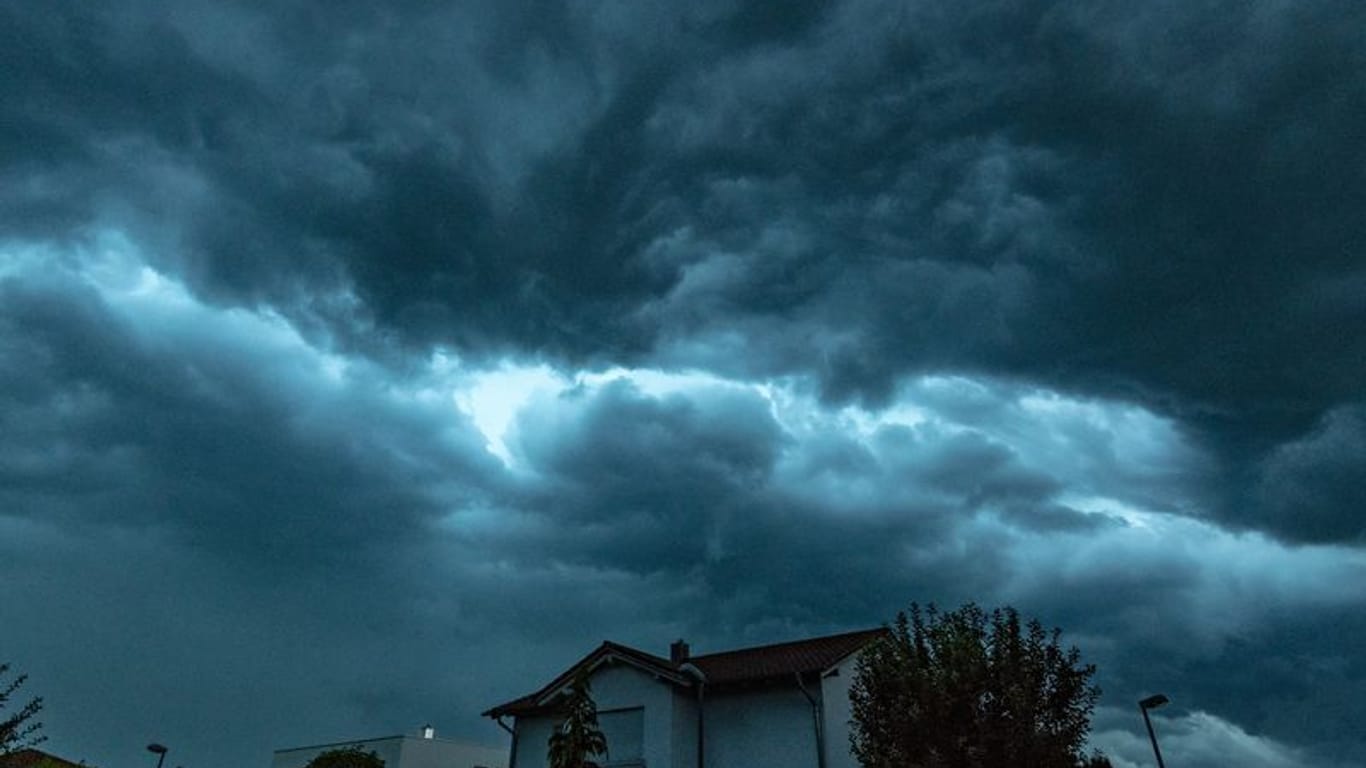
597, 707, 644, 766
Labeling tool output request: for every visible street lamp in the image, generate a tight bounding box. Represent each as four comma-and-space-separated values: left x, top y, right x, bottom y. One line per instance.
1138, 694, 1169, 768
147, 743, 169, 768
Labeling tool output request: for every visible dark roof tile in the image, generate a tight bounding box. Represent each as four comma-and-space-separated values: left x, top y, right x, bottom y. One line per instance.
688, 628, 886, 685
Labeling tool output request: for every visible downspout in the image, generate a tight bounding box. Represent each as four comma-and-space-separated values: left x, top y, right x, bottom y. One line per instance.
680, 663, 707, 768
796, 673, 826, 768
495, 716, 518, 768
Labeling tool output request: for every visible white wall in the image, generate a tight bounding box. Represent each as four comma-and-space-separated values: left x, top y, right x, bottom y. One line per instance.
511, 716, 556, 768
670, 688, 699, 768
703, 685, 817, 768
820, 652, 862, 768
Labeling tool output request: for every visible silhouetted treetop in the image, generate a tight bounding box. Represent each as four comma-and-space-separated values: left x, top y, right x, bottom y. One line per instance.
850, 603, 1111, 768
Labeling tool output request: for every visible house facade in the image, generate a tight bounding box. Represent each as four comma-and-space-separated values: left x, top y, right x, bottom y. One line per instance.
483, 629, 883, 768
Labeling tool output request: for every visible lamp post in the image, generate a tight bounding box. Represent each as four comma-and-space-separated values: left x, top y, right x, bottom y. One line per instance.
147, 743, 169, 768
1138, 694, 1169, 768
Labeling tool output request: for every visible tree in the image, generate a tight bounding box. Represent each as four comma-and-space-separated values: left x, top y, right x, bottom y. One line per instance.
547, 671, 608, 768
1, 662, 45, 755
850, 603, 1112, 768
303, 746, 385, 768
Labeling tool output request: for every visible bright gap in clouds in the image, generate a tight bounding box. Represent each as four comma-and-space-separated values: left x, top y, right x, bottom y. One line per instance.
48, 232, 1200, 507
453, 364, 762, 464
454, 363, 567, 464
48, 230, 1215, 545
450, 356, 1194, 515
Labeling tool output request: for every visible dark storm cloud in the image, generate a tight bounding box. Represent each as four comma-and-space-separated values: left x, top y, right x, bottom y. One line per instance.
0, 255, 499, 572
1085, 601, 1366, 768
1179, 606, 1366, 763
1030, 553, 1366, 766
503, 378, 784, 572
623, 0, 1366, 541
4, 1, 1366, 767
480, 378, 1151, 632
1252, 404, 1366, 543
8, 0, 1359, 542
649, 0, 1364, 543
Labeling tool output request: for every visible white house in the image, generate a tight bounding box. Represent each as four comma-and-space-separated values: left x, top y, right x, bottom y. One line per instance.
482, 629, 884, 768
272, 727, 507, 768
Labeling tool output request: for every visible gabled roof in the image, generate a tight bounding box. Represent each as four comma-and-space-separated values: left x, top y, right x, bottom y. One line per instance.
482, 640, 689, 718
483, 628, 885, 719
687, 627, 886, 685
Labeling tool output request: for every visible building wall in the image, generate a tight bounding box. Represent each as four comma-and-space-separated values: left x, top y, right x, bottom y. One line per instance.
510, 716, 557, 768
670, 688, 699, 768
703, 684, 818, 768
819, 652, 862, 768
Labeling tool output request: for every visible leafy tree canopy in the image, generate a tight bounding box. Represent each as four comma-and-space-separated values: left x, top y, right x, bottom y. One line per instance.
303, 746, 385, 768
547, 671, 608, 768
850, 603, 1112, 768
1, 662, 45, 755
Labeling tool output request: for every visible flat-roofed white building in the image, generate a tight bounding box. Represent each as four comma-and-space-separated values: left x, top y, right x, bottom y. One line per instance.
272, 727, 506, 768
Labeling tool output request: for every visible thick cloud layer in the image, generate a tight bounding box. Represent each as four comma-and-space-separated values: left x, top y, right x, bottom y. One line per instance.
2, 2, 1364, 767
6, 0, 1364, 543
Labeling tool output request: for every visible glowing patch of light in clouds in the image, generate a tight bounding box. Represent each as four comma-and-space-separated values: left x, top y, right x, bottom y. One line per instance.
455, 363, 568, 463
454, 364, 770, 464
17, 230, 358, 392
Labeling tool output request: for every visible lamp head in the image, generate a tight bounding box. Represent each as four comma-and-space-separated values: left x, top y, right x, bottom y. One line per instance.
147, 744, 168, 755
1139, 694, 1170, 710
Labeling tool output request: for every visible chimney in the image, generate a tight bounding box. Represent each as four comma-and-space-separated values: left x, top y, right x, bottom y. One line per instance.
670, 639, 690, 665
421, 724, 435, 740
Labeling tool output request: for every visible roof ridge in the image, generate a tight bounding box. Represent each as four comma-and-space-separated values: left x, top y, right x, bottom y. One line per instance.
601, 639, 673, 667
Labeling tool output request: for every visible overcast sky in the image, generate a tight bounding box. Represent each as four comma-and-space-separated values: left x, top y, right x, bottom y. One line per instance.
2, 2, 1364, 767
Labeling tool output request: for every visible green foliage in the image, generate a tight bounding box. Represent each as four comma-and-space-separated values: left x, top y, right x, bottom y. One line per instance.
303, 746, 385, 768
547, 671, 608, 768
850, 603, 1111, 768
1, 662, 45, 755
